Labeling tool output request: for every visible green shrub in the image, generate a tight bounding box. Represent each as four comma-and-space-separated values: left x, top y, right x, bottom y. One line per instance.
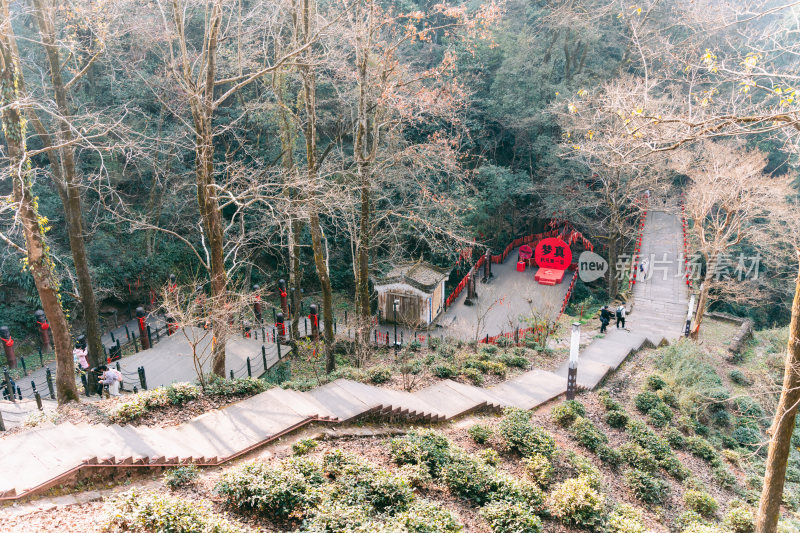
659, 455, 691, 480
648, 403, 673, 427
551, 400, 587, 428
166, 382, 201, 405
605, 409, 629, 429
596, 445, 624, 468
302, 500, 370, 532
525, 454, 553, 488
442, 453, 499, 505
729, 369, 751, 386
665, 427, 685, 449
462, 367, 483, 385
647, 374, 667, 391
685, 436, 718, 462
215, 461, 320, 521
364, 470, 415, 514
634, 391, 662, 414
498, 408, 556, 458
107, 401, 147, 423
468, 424, 493, 445
480, 501, 542, 533
482, 345, 499, 355
369, 366, 392, 384
433, 365, 458, 379
292, 438, 318, 456
572, 416, 608, 452
479, 449, 500, 466
624, 469, 669, 504
281, 379, 316, 391
684, 490, 718, 517
499, 353, 529, 369
625, 420, 672, 460
620, 443, 658, 473
548, 476, 606, 531
207, 377, 267, 397
599, 390, 624, 411
725, 505, 755, 533
675, 510, 709, 531
711, 410, 732, 427
284, 457, 325, 485
408, 340, 422, 352
393, 500, 463, 533
607, 504, 648, 533
567, 452, 603, 489
493, 474, 546, 512
712, 462, 738, 489
322, 449, 366, 478
163, 464, 199, 489
681, 524, 718, 533
389, 430, 453, 477
397, 463, 433, 489
103, 489, 244, 533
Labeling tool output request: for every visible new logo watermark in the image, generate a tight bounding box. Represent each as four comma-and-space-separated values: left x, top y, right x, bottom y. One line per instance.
578, 251, 608, 283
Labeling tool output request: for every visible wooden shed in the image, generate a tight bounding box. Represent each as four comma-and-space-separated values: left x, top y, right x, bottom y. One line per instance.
374, 261, 450, 327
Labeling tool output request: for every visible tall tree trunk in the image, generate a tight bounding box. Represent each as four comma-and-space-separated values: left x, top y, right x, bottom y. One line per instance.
607, 233, 619, 298
0, 7, 79, 403
756, 254, 800, 533
309, 213, 335, 371
31, 0, 104, 367
356, 164, 371, 347
691, 260, 714, 337
289, 219, 303, 343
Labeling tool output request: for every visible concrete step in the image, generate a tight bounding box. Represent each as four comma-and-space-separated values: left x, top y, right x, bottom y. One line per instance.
489, 370, 567, 409
263, 388, 339, 420
308, 381, 377, 422
555, 359, 613, 390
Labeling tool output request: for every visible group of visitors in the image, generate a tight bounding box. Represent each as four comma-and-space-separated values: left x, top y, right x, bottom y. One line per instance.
73, 338, 123, 397
599, 304, 626, 333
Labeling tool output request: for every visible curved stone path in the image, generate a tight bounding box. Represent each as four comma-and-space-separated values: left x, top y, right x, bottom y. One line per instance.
0, 210, 689, 501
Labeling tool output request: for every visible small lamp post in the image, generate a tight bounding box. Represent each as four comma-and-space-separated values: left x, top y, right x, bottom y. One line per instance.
136, 306, 150, 350
685, 293, 696, 337
252, 284, 263, 324
278, 279, 288, 317
0, 326, 15, 369
393, 299, 400, 352
566, 322, 580, 400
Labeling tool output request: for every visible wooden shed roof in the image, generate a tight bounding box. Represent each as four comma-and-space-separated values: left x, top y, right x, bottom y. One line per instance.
375, 261, 450, 292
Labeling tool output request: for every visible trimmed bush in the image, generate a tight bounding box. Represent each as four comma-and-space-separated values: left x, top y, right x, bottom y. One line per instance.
215, 462, 320, 521
665, 427, 685, 449
659, 455, 691, 480
364, 470, 415, 514
684, 490, 718, 517
725, 505, 755, 533
605, 409, 629, 429
166, 382, 201, 405
647, 403, 673, 427
499, 353, 529, 369
624, 469, 669, 504
493, 474, 546, 512
292, 438, 318, 456
103, 489, 243, 533
369, 366, 392, 384
567, 452, 603, 489
206, 377, 267, 397
685, 436, 718, 462
599, 390, 624, 411
284, 457, 325, 485
498, 408, 556, 458
681, 524, 718, 533
525, 454, 553, 488
634, 391, 662, 414
551, 400, 587, 428
646, 374, 667, 391
572, 416, 608, 452
442, 453, 499, 505
596, 445, 624, 468
389, 430, 453, 477
675, 510, 709, 531
620, 443, 658, 473
302, 500, 370, 532
433, 365, 458, 379
462, 367, 484, 385
163, 464, 199, 489
733, 427, 761, 449
548, 476, 606, 531
480, 501, 543, 533
712, 462, 738, 489
397, 463, 433, 489
393, 500, 463, 533
468, 424, 493, 445
607, 504, 648, 533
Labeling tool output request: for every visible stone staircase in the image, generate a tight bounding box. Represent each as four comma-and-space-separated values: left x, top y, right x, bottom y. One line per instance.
0, 372, 569, 500
0, 210, 689, 502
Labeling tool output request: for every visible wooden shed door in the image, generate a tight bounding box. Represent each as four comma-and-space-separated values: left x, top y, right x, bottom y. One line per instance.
386, 293, 420, 326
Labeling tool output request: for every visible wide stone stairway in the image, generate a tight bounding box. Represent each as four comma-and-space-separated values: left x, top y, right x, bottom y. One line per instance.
0, 210, 689, 502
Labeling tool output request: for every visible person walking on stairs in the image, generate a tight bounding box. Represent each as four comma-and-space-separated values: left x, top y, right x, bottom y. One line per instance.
615, 305, 626, 328
599, 305, 612, 333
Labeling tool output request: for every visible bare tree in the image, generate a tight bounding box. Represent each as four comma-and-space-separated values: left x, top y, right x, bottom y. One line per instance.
0, 0, 79, 403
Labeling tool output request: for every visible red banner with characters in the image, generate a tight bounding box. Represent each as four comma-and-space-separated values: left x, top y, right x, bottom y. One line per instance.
534, 237, 572, 270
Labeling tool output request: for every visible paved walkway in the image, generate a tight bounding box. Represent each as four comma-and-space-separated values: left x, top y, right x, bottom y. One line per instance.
439, 250, 571, 340
0, 211, 689, 500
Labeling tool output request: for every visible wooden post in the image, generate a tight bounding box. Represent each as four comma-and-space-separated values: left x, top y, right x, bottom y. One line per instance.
230, 369, 234, 379
34, 389, 42, 411
246, 357, 252, 377
3, 368, 14, 403
0, 327, 16, 369
136, 307, 150, 350
45, 367, 55, 399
